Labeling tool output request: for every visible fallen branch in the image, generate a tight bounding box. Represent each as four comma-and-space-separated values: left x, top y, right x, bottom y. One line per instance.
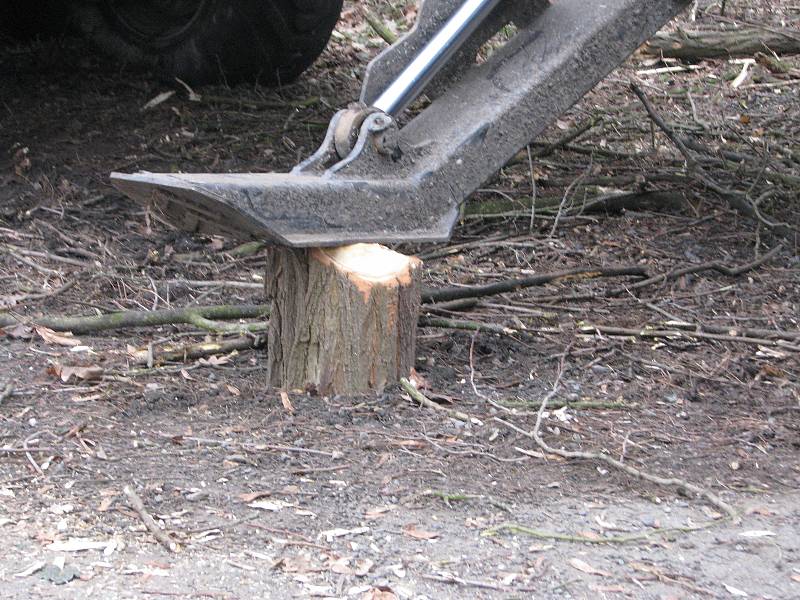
1, 267, 649, 339
420, 298, 480, 314
422, 265, 647, 304
400, 377, 473, 422
129, 336, 265, 365
466, 190, 683, 218
580, 324, 800, 351
418, 316, 518, 336
495, 391, 738, 521
483, 519, 727, 544
644, 27, 800, 60
123, 485, 179, 553
0, 304, 269, 334
665, 320, 800, 342
536, 243, 783, 303
421, 573, 509, 592
498, 398, 631, 411
365, 11, 398, 44
154, 433, 341, 458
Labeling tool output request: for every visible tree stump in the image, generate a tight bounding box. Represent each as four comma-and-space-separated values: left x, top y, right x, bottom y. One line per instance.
265, 243, 422, 396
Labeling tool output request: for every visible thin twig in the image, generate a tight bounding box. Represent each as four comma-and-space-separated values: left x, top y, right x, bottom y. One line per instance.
580, 324, 800, 351
483, 518, 729, 544
536, 243, 783, 303
400, 377, 472, 422
127, 336, 265, 365
0, 304, 269, 333
123, 485, 179, 553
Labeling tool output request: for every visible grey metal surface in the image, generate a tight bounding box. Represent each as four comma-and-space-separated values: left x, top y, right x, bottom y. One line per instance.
360, 0, 548, 108
112, 0, 691, 247
372, 0, 503, 115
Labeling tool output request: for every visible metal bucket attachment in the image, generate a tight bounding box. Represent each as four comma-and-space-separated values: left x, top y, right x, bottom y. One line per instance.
112, 0, 690, 247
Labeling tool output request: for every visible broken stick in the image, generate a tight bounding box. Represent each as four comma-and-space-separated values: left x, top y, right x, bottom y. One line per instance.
123, 485, 179, 553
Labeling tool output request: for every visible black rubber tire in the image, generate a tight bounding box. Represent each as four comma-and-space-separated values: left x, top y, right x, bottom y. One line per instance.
70, 0, 343, 85
0, 2, 72, 39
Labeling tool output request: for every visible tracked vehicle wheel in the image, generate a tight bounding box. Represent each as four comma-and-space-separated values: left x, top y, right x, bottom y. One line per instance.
72, 0, 343, 85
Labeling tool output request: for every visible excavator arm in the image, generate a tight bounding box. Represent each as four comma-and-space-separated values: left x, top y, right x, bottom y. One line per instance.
112, 0, 690, 247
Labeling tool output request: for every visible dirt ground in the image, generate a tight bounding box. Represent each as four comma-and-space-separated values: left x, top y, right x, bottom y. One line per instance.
2, 1, 799, 599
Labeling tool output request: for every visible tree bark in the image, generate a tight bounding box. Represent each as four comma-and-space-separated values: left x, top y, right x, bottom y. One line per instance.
265, 244, 422, 396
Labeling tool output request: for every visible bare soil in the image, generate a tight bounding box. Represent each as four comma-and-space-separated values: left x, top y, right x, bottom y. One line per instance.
1, 2, 799, 599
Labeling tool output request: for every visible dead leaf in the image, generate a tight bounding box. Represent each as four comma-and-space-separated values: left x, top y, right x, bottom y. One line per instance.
568, 557, 611, 577
760, 364, 784, 378
746, 506, 774, 517
328, 557, 353, 575
280, 390, 294, 414
238, 491, 272, 503
701, 506, 724, 520
361, 589, 397, 600
50, 364, 104, 384
278, 555, 314, 574
723, 583, 748, 597
590, 585, 627, 593
1, 323, 33, 339
790, 574, 800, 583
630, 562, 659, 575
354, 558, 374, 576
97, 496, 116, 512
248, 499, 293, 511
576, 529, 602, 540
402, 524, 438, 540
319, 526, 370, 542
391, 440, 426, 449
408, 368, 429, 390
14, 561, 46, 578
364, 505, 394, 519
226, 384, 241, 396
198, 354, 231, 366
594, 514, 618, 530
36, 326, 81, 347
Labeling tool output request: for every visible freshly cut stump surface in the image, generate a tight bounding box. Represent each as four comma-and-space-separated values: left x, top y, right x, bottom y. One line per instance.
265, 243, 422, 395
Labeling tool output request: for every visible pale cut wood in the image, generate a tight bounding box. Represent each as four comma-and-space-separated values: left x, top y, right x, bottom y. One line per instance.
265, 243, 422, 395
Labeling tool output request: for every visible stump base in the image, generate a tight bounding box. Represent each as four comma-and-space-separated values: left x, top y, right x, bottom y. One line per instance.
266, 244, 422, 396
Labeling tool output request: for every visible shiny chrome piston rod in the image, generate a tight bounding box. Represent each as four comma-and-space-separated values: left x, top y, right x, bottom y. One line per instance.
371, 0, 503, 115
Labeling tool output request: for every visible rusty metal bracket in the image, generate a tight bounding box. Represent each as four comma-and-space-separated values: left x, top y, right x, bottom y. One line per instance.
112, 0, 690, 247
